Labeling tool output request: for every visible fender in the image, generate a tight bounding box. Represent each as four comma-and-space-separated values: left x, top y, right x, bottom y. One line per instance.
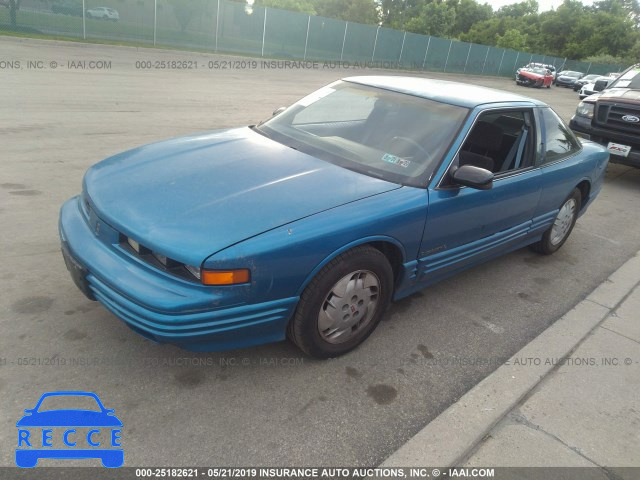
295, 235, 407, 297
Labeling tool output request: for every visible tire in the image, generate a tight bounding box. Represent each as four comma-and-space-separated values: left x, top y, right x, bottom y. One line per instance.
287, 246, 393, 358
531, 188, 581, 255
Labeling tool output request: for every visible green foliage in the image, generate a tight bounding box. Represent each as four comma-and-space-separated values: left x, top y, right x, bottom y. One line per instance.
312, 0, 379, 24
244, 0, 638, 63
256, 0, 316, 15
404, 1, 456, 37
496, 28, 528, 50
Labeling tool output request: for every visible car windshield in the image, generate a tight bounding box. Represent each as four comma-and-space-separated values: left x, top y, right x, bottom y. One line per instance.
531, 68, 547, 74
609, 67, 640, 89
565, 72, 582, 78
583, 75, 600, 82
256, 81, 469, 186
37, 394, 102, 412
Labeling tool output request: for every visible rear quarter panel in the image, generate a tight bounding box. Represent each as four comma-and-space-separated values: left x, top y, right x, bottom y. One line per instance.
534, 141, 608, 218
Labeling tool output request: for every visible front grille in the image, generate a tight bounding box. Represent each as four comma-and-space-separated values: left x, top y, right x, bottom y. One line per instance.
517, 74, 533, 84
119, 234, 200, 283
595, 102, 640, 135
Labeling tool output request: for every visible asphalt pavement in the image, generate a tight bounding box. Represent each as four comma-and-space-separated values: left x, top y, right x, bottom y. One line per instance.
1, 36, 640, 468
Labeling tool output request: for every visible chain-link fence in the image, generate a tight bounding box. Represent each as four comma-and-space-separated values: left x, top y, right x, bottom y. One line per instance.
1, 0, 625, 76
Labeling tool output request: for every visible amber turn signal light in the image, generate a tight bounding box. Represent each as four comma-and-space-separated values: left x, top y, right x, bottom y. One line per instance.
201, 269, 251, 286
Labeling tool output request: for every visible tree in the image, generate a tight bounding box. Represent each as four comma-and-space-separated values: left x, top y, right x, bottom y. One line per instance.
496, 28, 528, 50
256, 0, 316, 15
448, 0, 493, 37
496, 0, 538, 17
404, 1, 456, 37
312, 0, 380, 24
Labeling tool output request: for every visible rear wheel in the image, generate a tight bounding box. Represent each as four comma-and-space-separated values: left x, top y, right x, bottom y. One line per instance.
531, 189, 581, 255
288, 246, 393, 358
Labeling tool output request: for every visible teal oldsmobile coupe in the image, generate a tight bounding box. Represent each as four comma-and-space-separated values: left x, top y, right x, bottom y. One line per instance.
59, 77, 609, 358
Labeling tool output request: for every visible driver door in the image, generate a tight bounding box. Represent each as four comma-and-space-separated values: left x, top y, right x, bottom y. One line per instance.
417, 107, 543, 283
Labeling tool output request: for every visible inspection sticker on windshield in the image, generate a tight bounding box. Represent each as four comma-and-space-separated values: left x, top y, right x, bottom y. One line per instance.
382, 153, 411, 168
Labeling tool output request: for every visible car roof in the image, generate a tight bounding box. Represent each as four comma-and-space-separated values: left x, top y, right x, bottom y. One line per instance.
343, 76, 546, 109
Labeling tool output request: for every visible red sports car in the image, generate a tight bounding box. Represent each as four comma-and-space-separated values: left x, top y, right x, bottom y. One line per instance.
515, 67, 553, 88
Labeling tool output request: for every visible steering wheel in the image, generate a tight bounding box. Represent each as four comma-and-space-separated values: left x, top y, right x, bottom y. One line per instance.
389, 136, 433, 163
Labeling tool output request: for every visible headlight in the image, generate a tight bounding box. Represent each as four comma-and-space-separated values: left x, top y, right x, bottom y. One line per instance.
184, 265, 201, 280
576, 102, 594, 118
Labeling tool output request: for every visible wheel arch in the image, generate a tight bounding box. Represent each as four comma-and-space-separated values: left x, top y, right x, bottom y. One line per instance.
575, 178, 591, 210
294, 236, 406, 297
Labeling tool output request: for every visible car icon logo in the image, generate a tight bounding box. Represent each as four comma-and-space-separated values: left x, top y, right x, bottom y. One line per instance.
15, 391, 123, 468
621, 115, 640, 123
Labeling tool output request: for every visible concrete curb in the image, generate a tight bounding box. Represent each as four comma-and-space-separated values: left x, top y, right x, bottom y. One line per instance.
382, 250, 640, 468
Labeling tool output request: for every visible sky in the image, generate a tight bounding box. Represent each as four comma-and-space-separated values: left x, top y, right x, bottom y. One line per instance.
484, 0, 593, 12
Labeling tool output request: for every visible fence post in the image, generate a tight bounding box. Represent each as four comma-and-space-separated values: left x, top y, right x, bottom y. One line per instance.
497, 49, 505, 76
371, 25, 380, 62
398, 31, 406, 65
443, 39, 453, 72
215, 0, 220, 52
82, 0, 86, 39
513, 52, 520, 71
586, 62, 592, 74
422, 36, 431, 70
303, 15, 310, 61
481, 45, 490, 75
529, 54, 533, 64
463, 43, 472, 73
340, 22, 348, 62
153, 0, 157, 46
261, 8, 267, 57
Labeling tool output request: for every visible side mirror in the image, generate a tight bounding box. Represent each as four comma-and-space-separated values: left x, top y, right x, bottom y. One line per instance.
272, 106, 286, 117
593, 79, 608, 92
451, 164, 494, 190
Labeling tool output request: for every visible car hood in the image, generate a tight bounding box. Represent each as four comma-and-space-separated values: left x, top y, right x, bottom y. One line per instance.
84, 127, 400, 265
596, 88, 640, 104
519, 70, 544, 79
16, 410, 123, 427
583, 88, 639, 103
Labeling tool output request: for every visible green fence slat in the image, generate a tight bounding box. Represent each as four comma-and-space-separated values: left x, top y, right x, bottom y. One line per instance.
424, 36, 451, 72
342, 21, 377, 62
155, 0, 217, 50
263, 7, 307, 58
0, 2, 625, 79
372, 26, 404, 64
398, 32, 430, 69
84, 0, 154, 43
305, 15, 345, 61
217, 0, 265, 56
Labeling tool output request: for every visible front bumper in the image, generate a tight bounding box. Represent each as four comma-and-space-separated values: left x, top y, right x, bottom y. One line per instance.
555, 80, 576, 87
570, 116, 640, 168
59, 196, 297, 351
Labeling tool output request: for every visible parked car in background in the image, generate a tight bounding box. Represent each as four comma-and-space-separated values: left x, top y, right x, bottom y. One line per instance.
51, 1, 83, 16
555, 71, 584, 87
85, 7, 119, 21
59, 76, 609, 358
517, 63, 557, 81
570, 64, 640, 168
573, 74, 602, 92
579, 76, 616, 99
516, 67, 554, 88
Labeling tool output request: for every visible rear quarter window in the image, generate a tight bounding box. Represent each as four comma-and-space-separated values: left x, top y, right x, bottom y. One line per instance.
541, 108, 581, 164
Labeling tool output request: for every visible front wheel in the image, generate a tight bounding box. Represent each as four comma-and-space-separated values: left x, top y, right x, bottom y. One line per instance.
288, 246, 393, 358
531, 189, 581, 255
